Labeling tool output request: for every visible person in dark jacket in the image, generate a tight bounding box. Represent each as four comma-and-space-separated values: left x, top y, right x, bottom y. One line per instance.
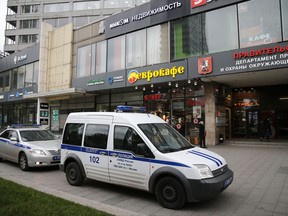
261, 117, 272, 141
198, 121, 206, 148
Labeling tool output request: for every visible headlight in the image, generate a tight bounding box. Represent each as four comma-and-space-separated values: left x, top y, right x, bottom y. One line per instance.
30, 149, 46, 155
194, 164, 213, 179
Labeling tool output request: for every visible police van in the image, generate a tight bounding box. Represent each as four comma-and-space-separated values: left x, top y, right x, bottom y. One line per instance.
60, 106, 233, 209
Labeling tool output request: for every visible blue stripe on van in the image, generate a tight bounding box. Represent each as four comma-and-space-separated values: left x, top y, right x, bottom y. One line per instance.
61, 144, 190, 168
188, 150, 222, 167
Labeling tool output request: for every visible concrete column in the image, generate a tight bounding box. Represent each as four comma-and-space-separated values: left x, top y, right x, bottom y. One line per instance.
204, 82, 217, 146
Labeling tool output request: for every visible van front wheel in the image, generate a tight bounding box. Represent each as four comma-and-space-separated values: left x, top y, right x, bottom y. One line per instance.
155, 176, 186, 209
66, 162, 84, 186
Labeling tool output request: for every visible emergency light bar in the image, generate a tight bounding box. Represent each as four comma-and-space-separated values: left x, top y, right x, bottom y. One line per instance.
10, 124, 42, 128
116, 105, 147, 113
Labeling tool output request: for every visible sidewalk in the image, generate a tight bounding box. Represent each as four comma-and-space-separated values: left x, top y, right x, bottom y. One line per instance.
1, 143, 288, 216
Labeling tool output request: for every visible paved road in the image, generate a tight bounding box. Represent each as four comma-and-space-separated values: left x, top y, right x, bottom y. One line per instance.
1, 144, 288, 216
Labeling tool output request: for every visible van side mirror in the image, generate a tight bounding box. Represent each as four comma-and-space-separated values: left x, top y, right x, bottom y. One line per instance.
136, 143, 154, 158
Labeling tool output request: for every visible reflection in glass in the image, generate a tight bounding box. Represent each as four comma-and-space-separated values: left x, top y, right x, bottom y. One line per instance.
238, 0, 281, 48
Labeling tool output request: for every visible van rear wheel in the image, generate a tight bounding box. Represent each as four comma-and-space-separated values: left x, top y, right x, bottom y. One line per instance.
155, 176, 186, 209
66, 162, 84, 186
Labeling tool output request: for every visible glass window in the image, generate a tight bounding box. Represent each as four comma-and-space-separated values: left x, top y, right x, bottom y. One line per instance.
147, 24, 169, 65
171, 15, 203, 60
282, 0, 288, 41
107, 35, 125, 72
44, 3, 69, 12
43, 18, 69, 28
114, 126, 149, 156
104, 0, 132, 8
19, 35, 38, 44
21, 5, 39, 14
12, 68, 17, 90
4, 71, 10, 91
74, 1, 101, 10
25, 64, 33, 87
238, 0, 281, 48
84, 124, 109, 149
63, 123, 84, 146
77, 45, 92, 77
33, 61, 39, 84
17, 66, 25, 89
96, 41, 107, 74
126, 29, 146, 68
0, 76, 3, 92
20, 20, 39, 29
203, 5, 238, 53
73, 16, 100, 27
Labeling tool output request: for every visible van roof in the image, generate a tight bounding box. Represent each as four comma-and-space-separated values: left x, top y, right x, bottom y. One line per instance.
66, 112, 165, 125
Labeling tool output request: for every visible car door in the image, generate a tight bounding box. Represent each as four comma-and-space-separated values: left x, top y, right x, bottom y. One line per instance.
81, 122, 111, 182
0, 130, 19, 162
0, 130, 11, 159
109, 125, 153, 190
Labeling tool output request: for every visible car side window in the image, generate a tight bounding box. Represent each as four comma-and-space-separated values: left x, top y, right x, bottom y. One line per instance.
0, 130, 11, 139
10, 131, 18, 140
114, 126, 153, 158
84, 124, 109, 149
63, 123, 84, 146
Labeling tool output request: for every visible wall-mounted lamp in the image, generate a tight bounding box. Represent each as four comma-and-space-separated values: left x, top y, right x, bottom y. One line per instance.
151, 84, 153, 88
135, 86, 138, 90
143, 87, 146, 91
168, 82, 171, 86
175, 83, 178, 88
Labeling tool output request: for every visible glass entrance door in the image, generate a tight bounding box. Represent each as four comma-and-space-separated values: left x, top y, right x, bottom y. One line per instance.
247, 110, 259, 137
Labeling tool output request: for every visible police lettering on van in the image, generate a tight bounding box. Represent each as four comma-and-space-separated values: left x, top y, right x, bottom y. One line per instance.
60, 106, 233, 209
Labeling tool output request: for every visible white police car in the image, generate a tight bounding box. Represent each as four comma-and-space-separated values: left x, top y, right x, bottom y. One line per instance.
0, 125, 61, 171
60, 106, 233, 209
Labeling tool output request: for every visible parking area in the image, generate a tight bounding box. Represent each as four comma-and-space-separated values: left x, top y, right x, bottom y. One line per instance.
1, 144, 288, 216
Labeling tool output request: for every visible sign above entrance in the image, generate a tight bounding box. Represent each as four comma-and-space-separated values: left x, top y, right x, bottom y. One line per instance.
126, 60, 188, 86
105, 0, 190, 39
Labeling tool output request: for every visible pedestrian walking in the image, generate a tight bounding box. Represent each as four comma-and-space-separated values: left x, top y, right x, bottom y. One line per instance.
198, 121, 206, 148
260, 117, 272, 141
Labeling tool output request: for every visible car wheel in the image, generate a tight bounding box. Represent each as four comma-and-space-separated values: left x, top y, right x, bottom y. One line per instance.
155, 176, 186, 209
19, 153, 30, 171
66, 162, 84, 186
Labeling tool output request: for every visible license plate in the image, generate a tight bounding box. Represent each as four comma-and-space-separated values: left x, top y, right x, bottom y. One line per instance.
224, 176, 233, 188
53, 156, 60, 161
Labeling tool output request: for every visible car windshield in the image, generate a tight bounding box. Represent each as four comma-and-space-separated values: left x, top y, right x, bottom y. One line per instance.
138, 123, 194, 153
20, 130, 57, 141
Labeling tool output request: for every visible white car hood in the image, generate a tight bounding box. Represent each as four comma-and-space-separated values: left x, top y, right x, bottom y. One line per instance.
168, 147, 227, 171
26, 140, 61, 150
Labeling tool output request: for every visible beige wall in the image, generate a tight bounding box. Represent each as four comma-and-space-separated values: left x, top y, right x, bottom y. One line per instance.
47, 23, 73, 91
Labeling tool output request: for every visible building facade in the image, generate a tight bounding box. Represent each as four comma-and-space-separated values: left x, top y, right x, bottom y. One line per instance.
1, 0, 288, 145
4, 0, 150, 54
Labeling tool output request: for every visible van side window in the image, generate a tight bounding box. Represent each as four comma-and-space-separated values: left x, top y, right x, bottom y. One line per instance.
114, 126, 153, 157
63, 123, 84, 146
84, 124, 109, 149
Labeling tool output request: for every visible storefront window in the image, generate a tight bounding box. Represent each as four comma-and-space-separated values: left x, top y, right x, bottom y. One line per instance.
96, 41, 107, 74
203, 5, 238, 53
147, 24, 169, 65
12, 68, 17, 90
238, 0, 281, 48
107, 35, 125, 72
77, 45, 92, 78
33, 61, 39, 84
17, 66, 25, 89
171, 15, 202, 60
282, 0, 288, 41
126, 29, 146, 69
25, 63, 33, 87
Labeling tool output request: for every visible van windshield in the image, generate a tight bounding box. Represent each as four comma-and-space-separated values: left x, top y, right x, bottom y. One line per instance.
138, 123, 194, 153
